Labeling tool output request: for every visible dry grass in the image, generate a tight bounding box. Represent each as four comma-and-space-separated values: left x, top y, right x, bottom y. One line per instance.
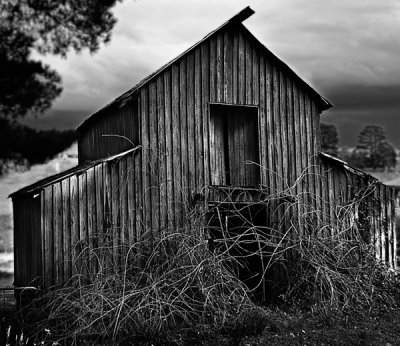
22, 223, 266, 344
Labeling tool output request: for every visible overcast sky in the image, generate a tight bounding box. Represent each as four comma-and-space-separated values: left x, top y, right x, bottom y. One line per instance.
22, 0, 400, 147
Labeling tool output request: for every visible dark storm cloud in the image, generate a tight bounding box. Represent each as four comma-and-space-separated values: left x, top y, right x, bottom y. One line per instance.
323, 84, 400, 112
320, 82, 400, 146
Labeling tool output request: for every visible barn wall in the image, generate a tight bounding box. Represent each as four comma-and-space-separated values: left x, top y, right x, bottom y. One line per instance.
319, 157, 397, 268
38, 150, 142, 288
13, 196, 41, 287
78, 97, 140, 163
136, 23, 323, 232
73, 23, 323, 233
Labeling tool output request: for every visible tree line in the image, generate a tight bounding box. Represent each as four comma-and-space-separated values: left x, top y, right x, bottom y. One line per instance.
0, 119, 76, 175
321, 123, 397, 171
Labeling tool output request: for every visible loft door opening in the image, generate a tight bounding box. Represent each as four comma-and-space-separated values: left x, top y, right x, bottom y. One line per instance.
210, 104, 260, 186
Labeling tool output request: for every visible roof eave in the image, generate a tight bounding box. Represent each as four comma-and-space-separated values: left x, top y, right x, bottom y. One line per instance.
10, 147, 141, 199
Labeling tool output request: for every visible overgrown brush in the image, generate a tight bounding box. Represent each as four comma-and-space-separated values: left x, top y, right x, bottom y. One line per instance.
206, 182, 400, 315
23, 226, 265, 344
283, 233, 400, 314
280, 191, 400, 314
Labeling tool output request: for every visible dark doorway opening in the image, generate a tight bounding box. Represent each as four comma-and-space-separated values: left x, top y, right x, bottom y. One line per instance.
210, 104, 260, 187
206, 203, 269, 301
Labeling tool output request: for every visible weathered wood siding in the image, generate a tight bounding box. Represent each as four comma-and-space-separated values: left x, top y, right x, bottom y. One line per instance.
13, 197, 41, 287
78, 98, 139, 163
13, 150, 143, 288
320, 157, 397, 268
131, 23, 323, 232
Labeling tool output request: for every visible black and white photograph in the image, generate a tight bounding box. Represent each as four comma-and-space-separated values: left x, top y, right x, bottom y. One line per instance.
1, 0, 400, 344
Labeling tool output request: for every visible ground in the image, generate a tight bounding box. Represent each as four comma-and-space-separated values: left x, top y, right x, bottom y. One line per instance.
240, 308, 400, 346
1, 293, 400, 345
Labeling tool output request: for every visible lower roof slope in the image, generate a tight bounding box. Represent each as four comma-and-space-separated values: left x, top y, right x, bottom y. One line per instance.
10, 147, 141, 198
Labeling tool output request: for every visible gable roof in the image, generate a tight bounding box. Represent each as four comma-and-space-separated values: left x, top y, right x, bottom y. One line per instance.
77, 6, 332, 133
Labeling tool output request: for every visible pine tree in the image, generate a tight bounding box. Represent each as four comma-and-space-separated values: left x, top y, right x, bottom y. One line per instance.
320, 123, 339, 156
357, 125, 385, 153
0, 0, 123, 119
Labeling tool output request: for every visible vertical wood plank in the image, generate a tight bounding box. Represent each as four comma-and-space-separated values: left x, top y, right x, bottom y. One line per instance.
94, 164, 104, 249
179, 59, 189, 205
273, 66, 283, 196
245, 32, 252, 104
299, 88, 308, 216
238, 30, 245, 105
44, 186, 53, 287
140, 88, 152, 231
164, 69, 174, 229
61, 178, 71, 283
223, 29, 233, 103
127, 153, 135, 244
195, 48, 204, 192
287, 77, 296, 188
78, 173, 88, 278
209, 37, 217, 104
259, 54, 267, 187
186, 52, 196, 197
134, 153, 143, 241
111, 160, 120, 269
103, 162, 113, 274
53, 183, 63, 285
305, 94, 315, 231
373, 185, 381, 260
293, 82, 304, 233
86, 167, 97, 277
265, 58, 274, 195
13, 201, 20, 286
312, 102, 322, 228
279, 71, 288, 190
232, 30, 239, 104
209, 105, 217, 185
216, 33, 223, 103
119, 158, 128, 264
149, 81, 160, 232
171, 64, 182, 226
201, 43, 210, 189
69, 175, 79, 278
157, 75, 167, 230
252, 45, 259, 106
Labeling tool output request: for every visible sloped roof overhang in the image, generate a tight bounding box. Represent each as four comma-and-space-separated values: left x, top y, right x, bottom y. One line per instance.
10, 147, 141, 198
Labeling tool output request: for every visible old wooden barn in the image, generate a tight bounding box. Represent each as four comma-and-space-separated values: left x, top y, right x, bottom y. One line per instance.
11, 7, 397, 291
